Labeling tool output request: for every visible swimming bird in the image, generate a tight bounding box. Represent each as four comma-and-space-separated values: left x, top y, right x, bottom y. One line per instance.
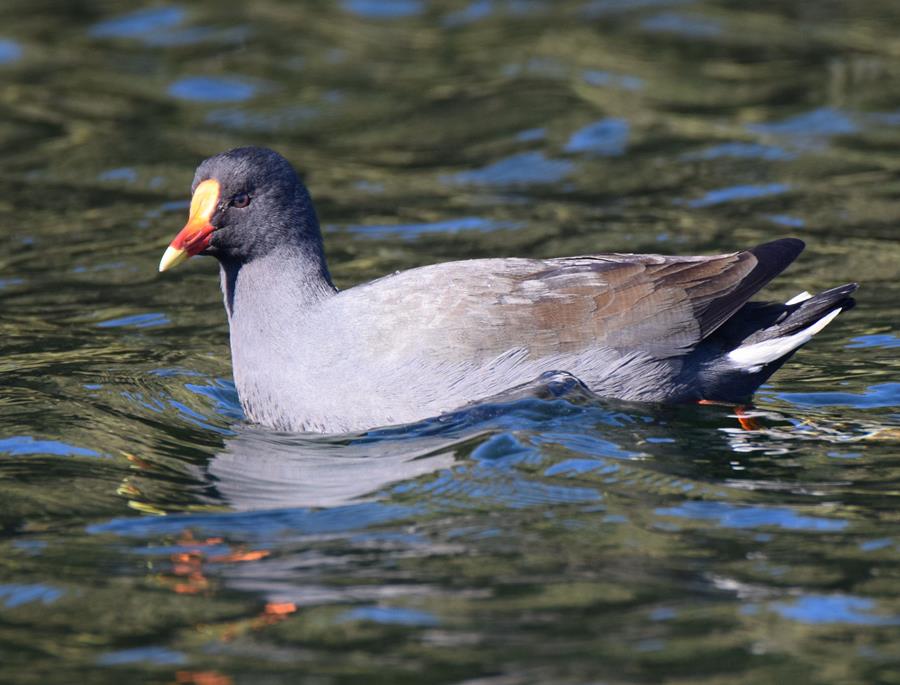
158, 146, 857, 433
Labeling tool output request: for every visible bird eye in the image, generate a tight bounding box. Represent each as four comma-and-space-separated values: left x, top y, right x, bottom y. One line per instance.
231, 193, 251, 208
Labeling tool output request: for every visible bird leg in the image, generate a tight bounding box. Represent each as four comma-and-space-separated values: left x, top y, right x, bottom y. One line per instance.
698, 399, 762, 431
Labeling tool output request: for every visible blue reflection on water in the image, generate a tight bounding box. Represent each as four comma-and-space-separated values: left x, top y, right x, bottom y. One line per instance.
582, 70, 644, 91
122, 391, 165, 415
0, 39, 23, 64
341, 0, 424, 18
444, 0, 493, 26
765, 214, 805, 228
827, 451, 861, 460
778, 383, 900, 409
751, 107, 857, 138
168, 399, 231, 435
859, 538, 893, 552
0, 583, 64, 608
90, 8, 235, 48
12, 540, 47, 554
650, 607, 677, 621
503, 56, 567, 79
868, 110, 900, 127
535, 431, 638, 460
516, 127, 546, 142
0, 436, 99, 458
97, 313, 170, 329
414, 466, 601, 508
354, 180, 385, 193
342, 605, 439, 626
684, 142, 794, 161
186, 379, 243, 420
98, 167, 138, 183
847, 334, 900, 349
749, 107, 858, 151
774, 595, 900, 626
451, 151, 574, 185
90, 7, 185, 38
73, 261, 127, 274
169, 76, 258, 102
348, 216, 520, 239
641, 12, 722, 37
544, 458, 619, 477
471, 432, 540, 467
686, 183, 789, 208
90, 502, 421, 541
97, 646, 187, 666
206, 105, 319, 132
655, 501, 847, 531
565, 118, 630, 156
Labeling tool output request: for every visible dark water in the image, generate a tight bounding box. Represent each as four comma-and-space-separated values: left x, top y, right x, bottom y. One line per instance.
1, 1, 899, 683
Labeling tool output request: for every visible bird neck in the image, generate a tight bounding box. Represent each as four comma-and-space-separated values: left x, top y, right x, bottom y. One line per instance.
218, 246, 337, 430
219, 245, 336, 321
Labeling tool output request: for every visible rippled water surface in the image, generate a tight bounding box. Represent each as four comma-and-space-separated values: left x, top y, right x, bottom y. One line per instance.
1, 1, 899, 683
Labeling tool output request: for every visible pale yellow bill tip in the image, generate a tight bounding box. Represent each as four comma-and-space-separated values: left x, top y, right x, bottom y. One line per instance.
158, 245, 188, 272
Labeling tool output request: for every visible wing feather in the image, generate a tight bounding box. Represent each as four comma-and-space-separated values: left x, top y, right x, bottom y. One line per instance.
345, 239, 806, 365
465, 238, 805, 358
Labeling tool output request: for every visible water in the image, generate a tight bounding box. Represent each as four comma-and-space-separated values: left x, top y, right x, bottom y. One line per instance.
1, 1, 899, 683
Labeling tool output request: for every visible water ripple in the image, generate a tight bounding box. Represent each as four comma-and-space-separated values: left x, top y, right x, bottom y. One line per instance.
686, 183, 790, 208
773, 594, 900, 626
778, 383, 900, 409
90, 7, 185, 38
341, 0, 424, 19
168, 76, 259, 102
655, 501, 848, 531
0, 39, 23, 64
451, 152, 574, 186
565, 118, 630, 156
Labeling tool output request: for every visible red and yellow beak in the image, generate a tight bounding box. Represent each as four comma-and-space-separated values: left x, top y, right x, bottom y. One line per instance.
158, 179, 221, 272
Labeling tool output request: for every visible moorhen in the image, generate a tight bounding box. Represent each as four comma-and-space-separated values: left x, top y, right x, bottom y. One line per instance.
158, 147, 857, 433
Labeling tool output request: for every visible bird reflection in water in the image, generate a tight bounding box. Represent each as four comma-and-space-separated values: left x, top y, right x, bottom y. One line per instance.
110, 371, 886, 671
173, 670, 234, 685
154, 529, 298, 644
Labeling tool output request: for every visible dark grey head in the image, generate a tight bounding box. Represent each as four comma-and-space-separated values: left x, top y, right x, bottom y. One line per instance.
159, 147, 324, 272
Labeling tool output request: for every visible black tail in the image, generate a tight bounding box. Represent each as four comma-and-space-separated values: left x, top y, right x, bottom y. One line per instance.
696, 283, 858, 402
735, 283, 857, 347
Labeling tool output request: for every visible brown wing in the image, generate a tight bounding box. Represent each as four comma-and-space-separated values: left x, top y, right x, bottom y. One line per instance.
348, 239, 805, 367
482, 238, 805, 357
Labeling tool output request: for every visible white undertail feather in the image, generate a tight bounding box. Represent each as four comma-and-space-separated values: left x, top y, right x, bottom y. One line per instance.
785, 291, 812, 305
728, 307, 843, 373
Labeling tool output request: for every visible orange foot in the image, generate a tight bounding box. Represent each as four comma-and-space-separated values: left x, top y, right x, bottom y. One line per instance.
698, 399, 762, 431
734, 406, 762, 431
